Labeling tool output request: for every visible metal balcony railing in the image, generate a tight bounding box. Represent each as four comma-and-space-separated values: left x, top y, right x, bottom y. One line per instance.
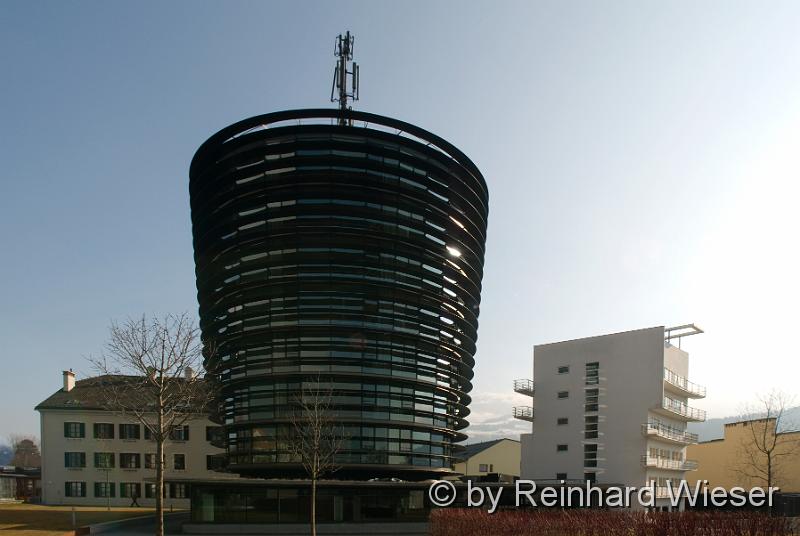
653, 486, 671, 499
661, 397, 706, 421
641, 455, 699, 471
641, 422, 699, 444
513, 379, 535, 397
512, 406, 534, 422
664, 368, 706, 398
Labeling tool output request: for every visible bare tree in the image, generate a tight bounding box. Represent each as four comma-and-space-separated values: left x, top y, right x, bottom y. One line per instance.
286, 379, 345, 536
733, 390, 800, 490
89, 313, 215, 536
8, 435, 41, 468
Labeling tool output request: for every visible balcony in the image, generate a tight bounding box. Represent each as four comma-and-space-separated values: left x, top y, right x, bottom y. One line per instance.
513, 406, 534, 422
641, 422, 699, 445
641, 455, 699, 471
653, 397, 706, 422
513, 379, 535, 397
652, 486, 671, 499
663, 368, 706, 399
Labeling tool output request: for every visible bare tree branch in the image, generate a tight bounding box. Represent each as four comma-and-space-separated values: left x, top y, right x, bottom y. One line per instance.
284, 376, 346, 536
88, 313, 217, 536
732, 390, 798, 490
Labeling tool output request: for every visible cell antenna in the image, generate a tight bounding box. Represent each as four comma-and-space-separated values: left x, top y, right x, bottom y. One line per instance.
331, 31, 359, 125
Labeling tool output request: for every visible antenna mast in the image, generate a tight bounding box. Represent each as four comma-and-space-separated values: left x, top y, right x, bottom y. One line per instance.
331, 31, 359, 126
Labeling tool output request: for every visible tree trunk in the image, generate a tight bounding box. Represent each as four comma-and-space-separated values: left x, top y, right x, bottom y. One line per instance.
156, 411, 165, 536
311, 477, 317, 536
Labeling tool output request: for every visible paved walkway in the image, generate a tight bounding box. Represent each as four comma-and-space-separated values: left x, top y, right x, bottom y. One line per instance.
100, 514, 429, 536
95, 512, 188, 535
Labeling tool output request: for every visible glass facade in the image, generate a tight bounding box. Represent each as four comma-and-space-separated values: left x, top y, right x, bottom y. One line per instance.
190, 108, 489, 479
190, 483, 429, 524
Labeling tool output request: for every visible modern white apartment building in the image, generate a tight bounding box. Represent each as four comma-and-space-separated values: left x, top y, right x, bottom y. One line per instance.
515, 325, 706, 509
36, 370, 236, 507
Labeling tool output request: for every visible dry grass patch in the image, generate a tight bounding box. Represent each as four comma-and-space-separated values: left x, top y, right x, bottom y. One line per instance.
0, 503, 154, 536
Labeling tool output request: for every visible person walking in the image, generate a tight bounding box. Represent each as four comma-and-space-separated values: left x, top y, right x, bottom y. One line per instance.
130, 488, 140, 507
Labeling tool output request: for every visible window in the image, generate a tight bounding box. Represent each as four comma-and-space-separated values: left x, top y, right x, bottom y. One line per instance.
585, 362, 599, 385
173, 453, 186, 470
144, 453, 157, 469
557, 417, 569, 425
556, 473, 567, 480
557, 391, 569, 399
206, 427, 222, 442
584, 472, 597, 483
120, 453, 141, 469
119, 424, 140, 440
170, 425, 190, 441
584, 444, 598, 468
585, 415, 599, 439
144, 427, 154, 440
557, 444, 568, 452
64, 482, 86, 497
585, 388, 599, 412
64, 452, 86, 468
64, 422, 85, 438
94, 482, 115, 498
94, 423, 115, 439
120, 482, 141, 498
206, 455, 224, 471
144, 483, 158, 498
557, 365, 570, 374
170, 483, 187, 499
94, 452, 115, 469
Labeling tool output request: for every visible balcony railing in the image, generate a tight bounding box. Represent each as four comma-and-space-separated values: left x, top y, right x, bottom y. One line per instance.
641, 455, 699, 471
641, 422, 699, 444
653, 486, 671, 499
664, 368, 706, 398
661, 397, 706, 421
513, 406, 534, 422
513, 379, 535, 397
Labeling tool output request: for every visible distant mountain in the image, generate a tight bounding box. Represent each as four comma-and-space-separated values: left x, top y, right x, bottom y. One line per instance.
688, 406, 800, 442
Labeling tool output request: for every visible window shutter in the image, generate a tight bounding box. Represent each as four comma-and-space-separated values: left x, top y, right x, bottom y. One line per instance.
64, 452, 69, 467
94, 482, 100, 497
63, 422, 69, 437
81, 482, 86, 497
110, 483, 116, 497
65, 482, 70, 496
80, 423, 85, 437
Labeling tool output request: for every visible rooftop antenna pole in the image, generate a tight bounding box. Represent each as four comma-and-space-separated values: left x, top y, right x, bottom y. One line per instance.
331, 31, 359, 126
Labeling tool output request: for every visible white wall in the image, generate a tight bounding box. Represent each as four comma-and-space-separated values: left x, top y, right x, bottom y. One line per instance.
522, 327, 665, 487
39, 409, 226, 507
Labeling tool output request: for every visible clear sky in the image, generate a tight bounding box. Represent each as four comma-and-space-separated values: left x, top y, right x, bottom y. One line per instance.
1, 0, 799, 441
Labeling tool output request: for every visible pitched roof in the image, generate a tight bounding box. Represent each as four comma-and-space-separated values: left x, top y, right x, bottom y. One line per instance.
35, 374, 210, 412
455, 438, 518, 461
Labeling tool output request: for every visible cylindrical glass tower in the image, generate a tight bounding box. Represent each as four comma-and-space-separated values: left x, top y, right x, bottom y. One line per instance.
190, 109, 488, 479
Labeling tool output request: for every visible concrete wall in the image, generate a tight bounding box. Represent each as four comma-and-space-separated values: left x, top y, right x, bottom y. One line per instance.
523, 327, 666, 487
39, 409, 227, 507
453, 439, 520, 477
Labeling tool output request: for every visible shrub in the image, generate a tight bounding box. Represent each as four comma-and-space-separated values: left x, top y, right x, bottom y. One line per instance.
429, 509, 796, 536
